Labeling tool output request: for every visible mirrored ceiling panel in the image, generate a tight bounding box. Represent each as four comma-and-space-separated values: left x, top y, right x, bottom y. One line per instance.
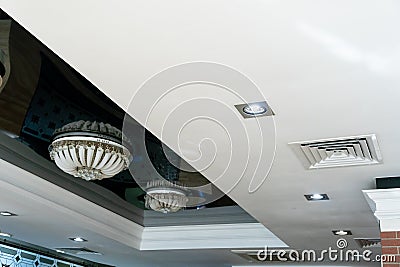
0, 9, 257, 227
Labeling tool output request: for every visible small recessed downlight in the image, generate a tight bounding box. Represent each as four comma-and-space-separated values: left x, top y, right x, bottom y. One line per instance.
234, 101, 274, 119
0, 211, 17, 216
310, 194, 324, 200
333, 230, 352, 236
69, 237, 87, 242
243, 104, 267, 115
304, 193, 329, 201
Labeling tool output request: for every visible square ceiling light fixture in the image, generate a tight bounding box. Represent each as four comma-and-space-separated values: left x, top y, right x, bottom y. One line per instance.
235, 101, 274, 119
304, 193, 329, 201
0, 211, 17, 216
332, 230, 352, 236
0, 231, 12, 238
69, 237, 87, 242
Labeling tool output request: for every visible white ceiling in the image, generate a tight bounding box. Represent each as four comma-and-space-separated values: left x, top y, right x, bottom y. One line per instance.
1, 0, 400, 266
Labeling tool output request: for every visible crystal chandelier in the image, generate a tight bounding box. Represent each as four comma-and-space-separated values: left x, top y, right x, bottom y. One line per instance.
144, 180, 188, 213
49, 120, 131, 181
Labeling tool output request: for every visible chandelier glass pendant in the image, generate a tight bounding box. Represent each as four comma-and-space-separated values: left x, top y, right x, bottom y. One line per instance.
49, 120, 131, 181
144, 180, 188, 213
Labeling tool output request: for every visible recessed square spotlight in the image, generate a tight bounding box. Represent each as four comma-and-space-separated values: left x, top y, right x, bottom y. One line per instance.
0, 211, 17, 216
69, 237, 87, 242
304, 193, 329, 201
0, 232, 12, 238
332, 230, 352, 236
234, 101, 274, 119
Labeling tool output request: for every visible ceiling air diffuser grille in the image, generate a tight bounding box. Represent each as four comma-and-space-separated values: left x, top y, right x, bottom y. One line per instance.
354, 238, 381, 248
231, 249, 298, 263
289, 134, 382, 169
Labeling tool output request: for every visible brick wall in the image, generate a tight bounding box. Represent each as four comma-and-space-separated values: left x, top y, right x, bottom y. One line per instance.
381, 231, 400, 266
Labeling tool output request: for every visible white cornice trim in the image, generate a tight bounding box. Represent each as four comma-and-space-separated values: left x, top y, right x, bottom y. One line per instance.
0, 159, 287, 250
363, 188, 400, 232
0, 159, 144, 249
141, 223, 287, 250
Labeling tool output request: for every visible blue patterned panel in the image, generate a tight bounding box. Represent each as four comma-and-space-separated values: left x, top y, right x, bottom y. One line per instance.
0, 244, 83, 267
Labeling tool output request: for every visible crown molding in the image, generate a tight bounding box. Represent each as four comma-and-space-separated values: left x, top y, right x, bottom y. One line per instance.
363, 188, 400, 232
0, 156, 286, 251
0, 159, 144, 249
141, 223, 287, 250
144, 205, 257, 227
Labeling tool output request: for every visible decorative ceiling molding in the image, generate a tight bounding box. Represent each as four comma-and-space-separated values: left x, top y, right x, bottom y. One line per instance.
143, 205, 257, 227
0, 159, 143, 249
141, 223, 287, 250
0, 157, 286, 251
363, 188, 400, 232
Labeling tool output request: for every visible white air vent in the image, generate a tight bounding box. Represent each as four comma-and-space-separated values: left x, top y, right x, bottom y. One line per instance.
289, 134, 382, 169
231, 249, 299, 262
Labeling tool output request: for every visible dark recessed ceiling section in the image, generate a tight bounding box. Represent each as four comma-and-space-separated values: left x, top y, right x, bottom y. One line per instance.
376, 176, 400, 189
0, 9, 252, 227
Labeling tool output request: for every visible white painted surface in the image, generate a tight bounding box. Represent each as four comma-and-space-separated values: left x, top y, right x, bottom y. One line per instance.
141, 223, 286, 250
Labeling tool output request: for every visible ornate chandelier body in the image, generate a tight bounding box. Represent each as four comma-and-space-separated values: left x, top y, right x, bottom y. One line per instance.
144, 180, 188, 213
49, 120, 131, 181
